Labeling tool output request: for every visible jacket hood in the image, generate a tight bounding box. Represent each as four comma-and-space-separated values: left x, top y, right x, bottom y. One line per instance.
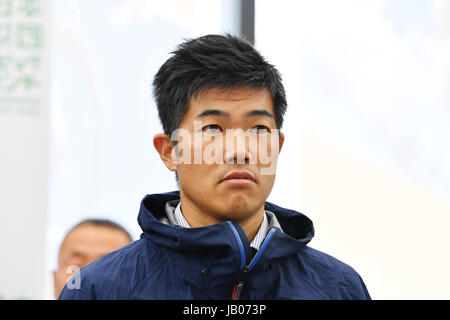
138, 191, 314, 258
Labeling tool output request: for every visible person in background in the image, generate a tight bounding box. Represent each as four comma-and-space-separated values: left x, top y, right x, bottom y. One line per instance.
53, 218, 132, 299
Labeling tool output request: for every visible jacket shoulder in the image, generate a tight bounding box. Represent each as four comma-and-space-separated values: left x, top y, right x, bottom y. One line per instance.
296, 246, 371, 299
58, 238, 158, 300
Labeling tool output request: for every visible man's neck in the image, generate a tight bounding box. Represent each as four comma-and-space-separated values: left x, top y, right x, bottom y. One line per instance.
178, 193, 265, 244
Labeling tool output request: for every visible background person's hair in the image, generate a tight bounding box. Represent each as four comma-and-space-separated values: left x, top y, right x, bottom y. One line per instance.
152, 33, 287, 137
58, 218, 133, 254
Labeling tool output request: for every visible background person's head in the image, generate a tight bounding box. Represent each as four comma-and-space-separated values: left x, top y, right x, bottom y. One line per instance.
53, 218, 132, 299
152, 34, 286, 227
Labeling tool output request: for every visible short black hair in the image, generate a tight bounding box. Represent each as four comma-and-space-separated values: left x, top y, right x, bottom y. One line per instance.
152, 33, 287, 137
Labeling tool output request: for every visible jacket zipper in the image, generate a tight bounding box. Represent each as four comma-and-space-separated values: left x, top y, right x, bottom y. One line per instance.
227, 222, 277, 300
231, 266, 248, 300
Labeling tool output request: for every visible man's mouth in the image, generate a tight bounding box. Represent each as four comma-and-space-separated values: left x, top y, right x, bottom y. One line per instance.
220, 171, 256, 186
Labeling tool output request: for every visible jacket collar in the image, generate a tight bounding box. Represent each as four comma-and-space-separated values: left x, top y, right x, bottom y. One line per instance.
137, 190, 314, 258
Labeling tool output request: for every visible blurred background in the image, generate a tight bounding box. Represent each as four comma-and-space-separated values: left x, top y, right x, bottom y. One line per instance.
0, 0, 449, 299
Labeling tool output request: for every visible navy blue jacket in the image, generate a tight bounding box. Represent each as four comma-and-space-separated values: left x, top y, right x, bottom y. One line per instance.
59, 191, 371, 300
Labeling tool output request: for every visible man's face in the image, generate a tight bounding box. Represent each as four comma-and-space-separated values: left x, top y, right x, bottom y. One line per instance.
173, 87, 284, 223
53, 225, 130, 298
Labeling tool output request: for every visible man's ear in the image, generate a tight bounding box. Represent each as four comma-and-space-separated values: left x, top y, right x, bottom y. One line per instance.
279, 132, 285, 153
153, 133, 177, 172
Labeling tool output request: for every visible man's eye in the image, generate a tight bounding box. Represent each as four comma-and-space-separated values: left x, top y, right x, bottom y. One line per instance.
250, 125, 270, 134
202, 125, 222, 134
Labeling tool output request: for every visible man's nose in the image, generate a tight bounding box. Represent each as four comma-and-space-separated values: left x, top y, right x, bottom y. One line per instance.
224, 131, 255, 164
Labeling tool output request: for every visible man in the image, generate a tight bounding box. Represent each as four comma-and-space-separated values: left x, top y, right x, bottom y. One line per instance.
59, 34, 371, 300
54, 218, 132, 299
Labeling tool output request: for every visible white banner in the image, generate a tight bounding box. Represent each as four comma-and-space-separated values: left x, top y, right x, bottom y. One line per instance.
0, 0, 49, 299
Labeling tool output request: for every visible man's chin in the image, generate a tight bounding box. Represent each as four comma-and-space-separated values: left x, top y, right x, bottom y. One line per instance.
215, 211, 254, 223
214, 198, 261, 221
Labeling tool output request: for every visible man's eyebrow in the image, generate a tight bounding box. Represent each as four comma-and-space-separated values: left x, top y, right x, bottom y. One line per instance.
195, 109, 274, 119
195, 109, 231, 118
70, 250, 87, 258
245, 110, 274, 118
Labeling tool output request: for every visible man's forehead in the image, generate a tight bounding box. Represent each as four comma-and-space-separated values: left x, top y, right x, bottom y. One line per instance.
59, 225, 126, 255
188, 87, 275, 117
192, 87, 272, 102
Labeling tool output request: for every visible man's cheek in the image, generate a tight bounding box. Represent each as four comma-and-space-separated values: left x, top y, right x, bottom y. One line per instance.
258, 131, 280, 176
